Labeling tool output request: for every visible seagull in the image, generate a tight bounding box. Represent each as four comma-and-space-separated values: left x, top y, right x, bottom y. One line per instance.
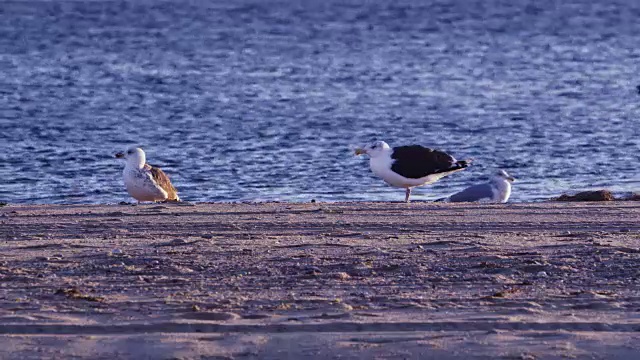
115, 147, 180, 203
355, 141, 471, 202
440, 169, 515, 203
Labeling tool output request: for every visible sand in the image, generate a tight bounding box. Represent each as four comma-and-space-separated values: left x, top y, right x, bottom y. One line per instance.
1, 201, 639, 359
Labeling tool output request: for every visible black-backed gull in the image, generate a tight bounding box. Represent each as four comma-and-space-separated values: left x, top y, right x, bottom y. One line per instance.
355, 141, 471, 202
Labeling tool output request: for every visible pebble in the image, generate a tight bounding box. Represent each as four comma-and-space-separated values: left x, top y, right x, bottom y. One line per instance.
181, 312, 240, 321
338, 303, 354, 311
304, 266, 322, 275
521, 265, 547, 273
168, 238, 187, 246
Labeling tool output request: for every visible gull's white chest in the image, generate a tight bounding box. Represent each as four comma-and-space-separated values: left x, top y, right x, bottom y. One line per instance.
370, 157, 409, 187
493, 180, 512, 203
123, 167, 167, 202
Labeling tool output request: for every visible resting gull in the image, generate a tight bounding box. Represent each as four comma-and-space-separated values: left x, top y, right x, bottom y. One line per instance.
115, 147, 180, 203
440, 169, 515, 203
355, 140, 471, 202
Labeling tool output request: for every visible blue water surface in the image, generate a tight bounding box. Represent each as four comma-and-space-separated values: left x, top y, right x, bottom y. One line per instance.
1, 0, 639, 203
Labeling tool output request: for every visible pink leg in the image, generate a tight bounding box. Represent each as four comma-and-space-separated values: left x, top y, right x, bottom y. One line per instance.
405, 188, 411, 203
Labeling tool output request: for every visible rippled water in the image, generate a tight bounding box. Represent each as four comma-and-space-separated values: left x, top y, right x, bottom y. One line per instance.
1, 0, 639, 204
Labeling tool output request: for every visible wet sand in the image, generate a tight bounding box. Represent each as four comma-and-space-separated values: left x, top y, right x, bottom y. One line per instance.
1, 202, 639, 359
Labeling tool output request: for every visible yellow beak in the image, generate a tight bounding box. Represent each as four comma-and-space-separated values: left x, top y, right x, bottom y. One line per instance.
354, 148, 366, 155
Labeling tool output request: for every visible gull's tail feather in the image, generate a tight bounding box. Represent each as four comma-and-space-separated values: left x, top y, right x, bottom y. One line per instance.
432, 158, 472, 176
453, 158, 472, 170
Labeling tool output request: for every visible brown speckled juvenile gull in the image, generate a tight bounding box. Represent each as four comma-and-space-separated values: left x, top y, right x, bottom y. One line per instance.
115, 147, 180, 203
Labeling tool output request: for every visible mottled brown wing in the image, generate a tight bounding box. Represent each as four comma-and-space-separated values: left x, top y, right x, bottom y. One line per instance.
147, 164, 180, 201
391, 145, 467, 179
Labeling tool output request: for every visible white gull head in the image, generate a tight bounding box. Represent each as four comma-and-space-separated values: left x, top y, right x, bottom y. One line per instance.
493, 169, 515, 183
354, 140, 391, 158
115, 147, 146, 169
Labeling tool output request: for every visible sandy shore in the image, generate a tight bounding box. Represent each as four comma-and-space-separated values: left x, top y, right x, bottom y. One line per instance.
1, 202, 639, 359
